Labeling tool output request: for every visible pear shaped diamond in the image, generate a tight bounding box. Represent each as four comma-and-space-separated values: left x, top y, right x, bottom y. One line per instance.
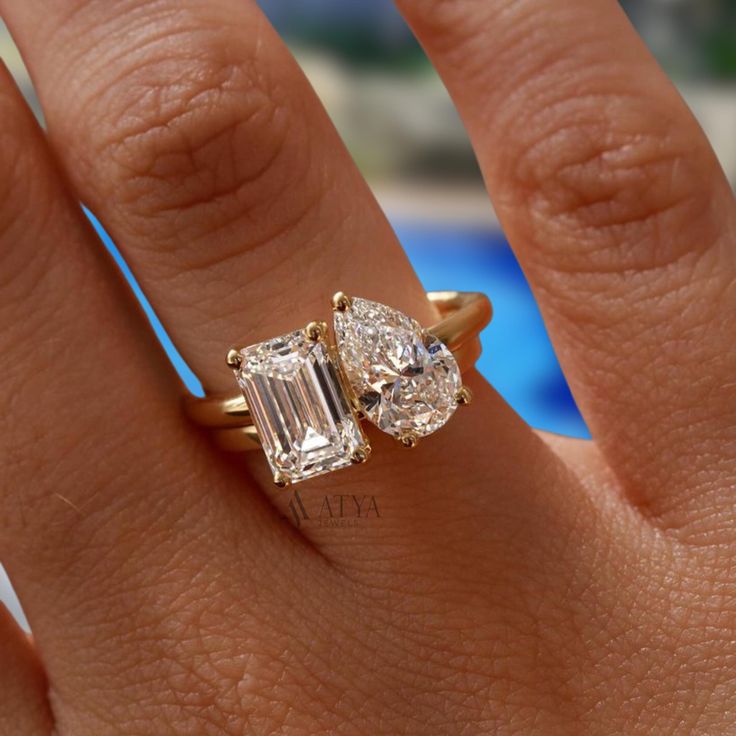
334, 297, 461, 438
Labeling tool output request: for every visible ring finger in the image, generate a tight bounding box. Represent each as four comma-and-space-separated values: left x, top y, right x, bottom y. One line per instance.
1, 0, 590, 565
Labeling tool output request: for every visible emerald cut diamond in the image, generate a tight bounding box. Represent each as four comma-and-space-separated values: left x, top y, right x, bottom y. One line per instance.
233, 330, 366, 484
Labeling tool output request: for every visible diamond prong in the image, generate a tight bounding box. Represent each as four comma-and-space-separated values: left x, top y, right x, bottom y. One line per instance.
305, 321, 328, 342
455, 386, 472, 406
226, 348, 242, 369
273, 472, 291, 488
351, 399, 366, 420
351, 446, 370, 464
332, 292, 352, 312
399, 432, 418, 449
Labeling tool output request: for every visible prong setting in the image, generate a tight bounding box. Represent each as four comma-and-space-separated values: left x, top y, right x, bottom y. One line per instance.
226, 348, 242, 370
305, 321, 328, 343
455, 386, 472, 406
399, 432, 418, 449
332, 291, 352, 312
273, 472, 291, 488
350, 446, 371, 464
350, 398, 366, 420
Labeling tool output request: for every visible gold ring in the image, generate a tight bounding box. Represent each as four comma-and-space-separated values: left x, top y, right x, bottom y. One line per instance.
185, 291, 491, 486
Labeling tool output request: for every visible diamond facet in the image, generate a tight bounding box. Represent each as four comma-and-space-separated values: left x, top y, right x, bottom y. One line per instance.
334, 297, 461, 438
234, 330, 366, 484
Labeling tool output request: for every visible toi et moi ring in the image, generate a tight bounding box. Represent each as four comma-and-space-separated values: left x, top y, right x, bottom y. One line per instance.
184, 291, 492, 486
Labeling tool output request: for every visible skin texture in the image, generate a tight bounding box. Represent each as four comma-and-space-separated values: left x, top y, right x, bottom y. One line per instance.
0, 0, 734, 733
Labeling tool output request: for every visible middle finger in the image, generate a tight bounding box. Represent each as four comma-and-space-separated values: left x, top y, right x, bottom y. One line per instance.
2, 0, 435, 388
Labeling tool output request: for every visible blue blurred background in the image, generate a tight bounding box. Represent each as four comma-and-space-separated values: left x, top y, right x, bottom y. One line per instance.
1, 0, 735, 624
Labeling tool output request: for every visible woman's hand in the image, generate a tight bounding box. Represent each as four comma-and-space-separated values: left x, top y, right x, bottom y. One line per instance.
1, 1, 734, 734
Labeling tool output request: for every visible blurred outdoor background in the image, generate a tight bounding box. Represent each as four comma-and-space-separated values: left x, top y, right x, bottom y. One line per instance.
0, 2, 735, 624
